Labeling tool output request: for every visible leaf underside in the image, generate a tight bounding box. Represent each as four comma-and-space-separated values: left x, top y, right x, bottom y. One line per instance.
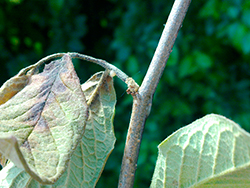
150, 114, 250, 188
0, 55, 88, 184
0, 71, 116, 188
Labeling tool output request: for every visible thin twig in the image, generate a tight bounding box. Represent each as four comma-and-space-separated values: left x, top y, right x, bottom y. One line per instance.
118, 0, 192, 187
24, 53, 65, 75
26, 52, 138, 92
70, 53, 139, 93
69, 52, 129, 83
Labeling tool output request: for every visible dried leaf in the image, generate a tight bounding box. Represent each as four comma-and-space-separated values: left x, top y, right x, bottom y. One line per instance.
0, 54, 88, 184
0, 71, 116, 188
0, 64, 35, 105
0, 63, 35, 167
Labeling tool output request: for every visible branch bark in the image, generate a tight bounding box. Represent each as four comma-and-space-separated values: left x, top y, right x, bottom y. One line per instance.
118, 0, 192, 187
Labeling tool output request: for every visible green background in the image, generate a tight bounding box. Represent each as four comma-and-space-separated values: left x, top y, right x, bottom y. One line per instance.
0, 0, 250, 187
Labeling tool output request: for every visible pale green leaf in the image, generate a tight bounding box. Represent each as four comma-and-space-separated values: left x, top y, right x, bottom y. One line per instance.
0, 55, 88, 184
0, 71, 116, 188
74, 71, 116, 187
151, 114, 250, 188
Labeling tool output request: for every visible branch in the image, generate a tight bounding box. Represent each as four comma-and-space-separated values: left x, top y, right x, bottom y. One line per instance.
26, 52, 139, 93
70, 53, 140, 95
70, 52, 129, 82
118, 0, 191, 187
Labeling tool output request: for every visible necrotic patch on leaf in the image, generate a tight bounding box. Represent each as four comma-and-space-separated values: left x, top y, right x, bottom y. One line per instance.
0, 54, 88, 184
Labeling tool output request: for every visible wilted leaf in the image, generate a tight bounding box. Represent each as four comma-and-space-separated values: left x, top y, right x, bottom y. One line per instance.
0, 67, 30, 105
0, 54, 88, 184
0, 66, 35, 167
151, 114, 250, 188
0, 71, 116, 188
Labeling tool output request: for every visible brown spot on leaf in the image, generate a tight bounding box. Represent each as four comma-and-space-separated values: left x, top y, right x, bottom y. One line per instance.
25, 102, 46, 126
22, 140, 31, 152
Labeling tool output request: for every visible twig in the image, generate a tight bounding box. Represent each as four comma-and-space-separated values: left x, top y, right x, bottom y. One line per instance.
69, 52, 129, 83
23, 53, 64, 75
27, 52, 139, 93
118, 0, 192, 187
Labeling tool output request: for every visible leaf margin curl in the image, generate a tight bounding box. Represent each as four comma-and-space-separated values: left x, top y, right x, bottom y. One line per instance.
0, 54, 88, 184
0, 70, 116, 188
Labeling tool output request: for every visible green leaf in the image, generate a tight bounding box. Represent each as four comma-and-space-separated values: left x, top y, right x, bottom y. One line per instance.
199, 0, 220, 19
178, 55, 197, 78
0, 71, 116, 188
242, 33, 250, 54
227, 22, 248, 51
242, 10, 250, 27
79, 71, 116, 187
151, 114, 250, 188
194, 51, 213, 69
0, 55, 88, 184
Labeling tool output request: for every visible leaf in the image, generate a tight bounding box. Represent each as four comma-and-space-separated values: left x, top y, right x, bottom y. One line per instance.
178, 55, 197, 78
0, 54, 88, 184
0, 68, 30, 105
151, 114, 250, 188
242, 33, 250, 54
0, 153, 7, 167
194, 51, 213, 70
0, 65, 35, 167
80, 71, 116, 187
0, 71, 116, 188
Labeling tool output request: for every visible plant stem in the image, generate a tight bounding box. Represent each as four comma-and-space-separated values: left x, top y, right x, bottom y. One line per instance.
118, 0, 191, 187
29, 52, 138, 91
70, 52, 129, 83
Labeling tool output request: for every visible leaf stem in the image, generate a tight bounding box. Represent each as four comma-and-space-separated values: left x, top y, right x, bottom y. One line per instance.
70, 52, 129, 82
29, 52, 139, 92
118, 0, 191, 187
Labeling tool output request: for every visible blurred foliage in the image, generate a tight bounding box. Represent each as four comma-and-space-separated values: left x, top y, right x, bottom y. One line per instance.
0, 0, 250, 187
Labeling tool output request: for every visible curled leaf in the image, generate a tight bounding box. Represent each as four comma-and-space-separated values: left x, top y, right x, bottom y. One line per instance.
0, 54, 88, 184
80, 71, 116, 187
0, 66, 33, 105
0, 70, 116, 188
0, 65, 37, 167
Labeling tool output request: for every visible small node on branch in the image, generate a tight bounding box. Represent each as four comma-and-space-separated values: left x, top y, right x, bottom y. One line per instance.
109, 70, 116, 77
125, 77, 139, 95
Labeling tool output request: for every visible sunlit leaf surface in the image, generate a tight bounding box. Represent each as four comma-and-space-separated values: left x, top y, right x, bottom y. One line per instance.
151, 114, 250, 188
